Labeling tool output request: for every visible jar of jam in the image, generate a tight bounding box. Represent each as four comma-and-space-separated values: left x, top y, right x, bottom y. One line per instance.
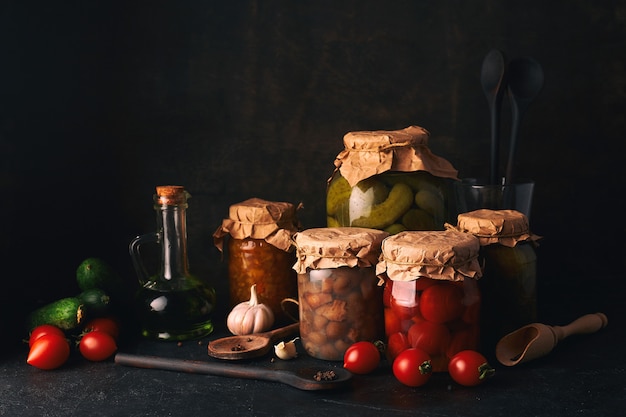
292, 227, 389, 360
326, 125, 459, 233
213, 198, 300, 325
453, 209, 540, 350
376, 229, 482, 371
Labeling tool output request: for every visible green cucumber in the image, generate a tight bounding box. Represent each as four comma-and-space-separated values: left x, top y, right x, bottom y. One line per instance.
76, 257, 125, 296
27, 297, 85, 331
78, 288, 111, 316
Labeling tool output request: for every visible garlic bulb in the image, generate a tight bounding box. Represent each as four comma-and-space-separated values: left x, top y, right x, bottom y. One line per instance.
274, 337, 299, 360
227, 284, 275, 335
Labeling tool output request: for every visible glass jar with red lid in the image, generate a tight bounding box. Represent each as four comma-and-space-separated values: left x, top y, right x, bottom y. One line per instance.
376, 229, 482, 371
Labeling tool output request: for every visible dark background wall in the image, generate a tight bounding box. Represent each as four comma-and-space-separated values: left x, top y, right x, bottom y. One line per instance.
2, 1, 625, 345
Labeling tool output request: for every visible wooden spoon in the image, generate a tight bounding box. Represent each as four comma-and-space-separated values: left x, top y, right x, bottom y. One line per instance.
495, 312, 608, 366
115, 352, 352, 391
207, 322, 300, 360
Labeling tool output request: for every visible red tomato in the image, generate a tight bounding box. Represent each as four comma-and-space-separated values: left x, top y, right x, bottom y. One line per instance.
343, 341, 381, 374
386, 331, 410, 361
407, 321, 451, 356
27, 334, 70, 370
389, 280, 420, 320
28, 324, 65, 347
419, 282, 464, 323
382, 278, 392, 307
384, 307, 403, 336
79, 331, 118, 361
446, 325, 479, 359
392, 348, 433, 387
448, 350, 495, 387
83, 317, 120, 340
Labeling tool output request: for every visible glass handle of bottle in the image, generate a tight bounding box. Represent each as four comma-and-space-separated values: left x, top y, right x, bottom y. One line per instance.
129, 232, 160, 285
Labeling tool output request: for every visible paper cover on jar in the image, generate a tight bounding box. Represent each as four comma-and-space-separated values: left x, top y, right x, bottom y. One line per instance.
330, 125, 459, 187
292, 227, 389, 274
451, 209, 541, 248
213, 198, 301, 253
376, 229, 482, 282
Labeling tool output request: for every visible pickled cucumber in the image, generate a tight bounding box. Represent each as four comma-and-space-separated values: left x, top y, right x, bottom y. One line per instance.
327, 216, 340, 228
351, 183, 413, 229
414, 189, 444, 217
384, 223, 407, 234
326, 175, 352, 216
401, 208, 436, 231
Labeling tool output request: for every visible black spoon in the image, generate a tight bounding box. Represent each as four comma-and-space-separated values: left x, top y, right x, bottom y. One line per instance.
505, 57, 544, 184
480, 49, 507, 185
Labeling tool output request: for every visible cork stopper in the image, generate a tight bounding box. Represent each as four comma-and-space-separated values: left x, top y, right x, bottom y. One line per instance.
155, 185, 187, 205
376, 229, 482, 282
454, 209, 540, 247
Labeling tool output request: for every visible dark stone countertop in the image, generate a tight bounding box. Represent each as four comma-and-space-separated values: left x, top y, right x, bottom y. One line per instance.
2, 276, 624, 417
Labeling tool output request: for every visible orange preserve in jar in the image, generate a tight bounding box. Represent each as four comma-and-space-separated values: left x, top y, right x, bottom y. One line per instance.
213, 198, 300, 325
292, 227, 389, 361
376, 229, 482, 371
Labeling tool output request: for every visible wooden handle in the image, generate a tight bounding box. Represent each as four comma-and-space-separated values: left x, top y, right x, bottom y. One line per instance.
265, 322, 300, 342
551, 313, 608, 341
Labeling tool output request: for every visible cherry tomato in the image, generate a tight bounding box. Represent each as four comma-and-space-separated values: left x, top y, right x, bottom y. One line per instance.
343, 341, 381, 374
389, 280, 420, 320
79, 330, 118, 361
83, 317, 120, 340
408, 320, 451, 356
386, 331, 410, 361
27, 334, 70, 370
28, 324, 65, 347
448, 350, 495, 387
419, 282, 464, 323
392, 348, 433, 387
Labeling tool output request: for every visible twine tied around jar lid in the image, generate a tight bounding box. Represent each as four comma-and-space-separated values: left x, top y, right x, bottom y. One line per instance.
291, 227, 389, 274
330, 125, 459, 187
213, 198, 302, 253
375, 229, 482, 283
450, 209, 541, 248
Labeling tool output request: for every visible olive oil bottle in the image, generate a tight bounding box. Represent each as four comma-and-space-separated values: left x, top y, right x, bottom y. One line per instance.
130, 186, 216, 341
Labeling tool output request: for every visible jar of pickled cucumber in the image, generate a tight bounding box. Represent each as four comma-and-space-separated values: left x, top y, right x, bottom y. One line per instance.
326, 125, 459, 234
213, 198, 301, 325
453, 209, 540, 350
376, 229, 482, 371
292, 227, 389, 361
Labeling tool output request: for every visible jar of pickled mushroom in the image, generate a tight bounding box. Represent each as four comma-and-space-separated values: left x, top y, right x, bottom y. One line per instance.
376, 229, 482, 371
213, 198, 301, 325
453, 209, 540, 351
292, 227, 389, 361
326, 125, 459, 234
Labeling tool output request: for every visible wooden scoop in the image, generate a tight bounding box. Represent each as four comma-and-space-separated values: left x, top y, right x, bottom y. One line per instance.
207, 322, 300, 360
495, 312, 608, 366
115, 352, 351, 391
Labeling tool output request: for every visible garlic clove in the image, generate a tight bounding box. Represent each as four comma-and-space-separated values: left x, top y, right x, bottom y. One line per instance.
274, 337, 299, 360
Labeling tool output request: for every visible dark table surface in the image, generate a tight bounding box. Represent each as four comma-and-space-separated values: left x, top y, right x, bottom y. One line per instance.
2, 276, 625, 417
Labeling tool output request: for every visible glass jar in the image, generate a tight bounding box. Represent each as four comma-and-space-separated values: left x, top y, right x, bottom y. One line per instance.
454, 209, 539, 350
326, 125, 459, 233
129, 185, 217, 341
292, 227, 389, 360
376, 229, 482, 371
214, 198, 300, 324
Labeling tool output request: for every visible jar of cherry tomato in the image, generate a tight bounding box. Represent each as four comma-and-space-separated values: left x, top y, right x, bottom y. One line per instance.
376, 229, 482, 371
213, 198, 301, 325
453, 209, 540, 350
292, 227, 389, 360
326, 125, 459, 233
